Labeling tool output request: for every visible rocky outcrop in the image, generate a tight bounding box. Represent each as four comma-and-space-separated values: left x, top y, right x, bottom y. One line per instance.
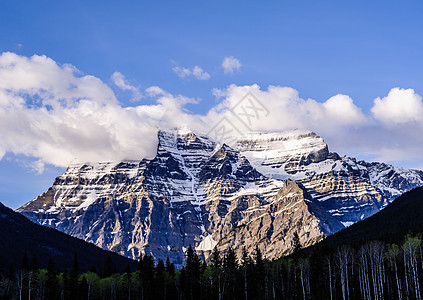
216, 180, 342, 258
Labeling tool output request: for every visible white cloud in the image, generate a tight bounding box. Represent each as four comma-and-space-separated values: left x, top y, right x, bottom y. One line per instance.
371, 87, 423, 126
30, 160, 45, 174
0, 52, 197, 170
205, 85, 368, 140
0, 52, 422, 171
204, 85, 422, 166
173, 65, 210, 80
192, 66, 210, 80
111, 71, 142, 101
222, 56, 242, 74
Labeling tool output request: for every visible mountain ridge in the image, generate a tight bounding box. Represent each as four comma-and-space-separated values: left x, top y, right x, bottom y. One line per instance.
17, 128, 423, 264
0, 202, 137, 272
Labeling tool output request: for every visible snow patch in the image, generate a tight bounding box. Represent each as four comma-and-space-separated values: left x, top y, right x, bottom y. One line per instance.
196, 235, 217, 251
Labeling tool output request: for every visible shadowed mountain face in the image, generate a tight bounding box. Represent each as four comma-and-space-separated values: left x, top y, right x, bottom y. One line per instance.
318, 187, 423, 248
17, 128, 423, 265
0, 202, 137, 272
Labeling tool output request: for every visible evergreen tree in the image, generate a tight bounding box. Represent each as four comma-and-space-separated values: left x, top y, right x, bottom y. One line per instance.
165, 257, 177, 300
165, 257, 175, 277
253, 245, 265, 299
185, 245, 201, 300
241, 247, 252, 300
224, 248, 238, 299
138, 254, 154, 300
20, 251, 29, 300
211, 247, 222, 268
45, 257, 59, 300
69, 253, 79, 299
155, 259, 166, 299
29, 255, 39, 300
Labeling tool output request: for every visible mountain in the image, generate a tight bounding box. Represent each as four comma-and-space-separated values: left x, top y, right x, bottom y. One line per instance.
0, 202, 137, 272
17, 128, 423, 265
315, 186, 423, 248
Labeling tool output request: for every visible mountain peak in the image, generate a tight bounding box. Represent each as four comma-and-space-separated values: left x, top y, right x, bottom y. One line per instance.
236, 129, 329, 179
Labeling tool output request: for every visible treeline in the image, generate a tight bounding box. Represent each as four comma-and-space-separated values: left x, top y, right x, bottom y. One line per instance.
2, 234, 423, 299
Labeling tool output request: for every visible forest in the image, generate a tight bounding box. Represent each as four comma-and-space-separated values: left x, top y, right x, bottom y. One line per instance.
1, 231, 423, 300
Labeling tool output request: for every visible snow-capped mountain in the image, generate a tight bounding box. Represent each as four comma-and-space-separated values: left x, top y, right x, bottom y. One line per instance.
18, 128, 423, 265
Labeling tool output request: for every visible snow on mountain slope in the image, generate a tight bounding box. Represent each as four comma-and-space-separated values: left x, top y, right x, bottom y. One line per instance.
17, 128, 423, 264
237, 129, 423, 225
236, 130, 329, 180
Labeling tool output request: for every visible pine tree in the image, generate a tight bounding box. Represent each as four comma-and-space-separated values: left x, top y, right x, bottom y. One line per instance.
253, 245, 265, 299
165, 257, 177, 300
138, 254, 154, 300
241, 247, 251, 300
165, 257, 175, 277
185, 245, 201, 300
155, 259, 166, 300
224, 248, 237, 299
29, 255, 39, 300
69, 253, 79, 299
20, 251, 29, 300
45, 257, 58, 300
211, 247, 222, 268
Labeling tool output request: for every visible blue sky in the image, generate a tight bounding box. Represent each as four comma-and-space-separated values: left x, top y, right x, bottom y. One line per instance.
1, 1, 423, 208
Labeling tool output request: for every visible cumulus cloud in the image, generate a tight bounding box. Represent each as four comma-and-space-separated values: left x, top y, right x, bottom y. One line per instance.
173, 65, 210, 80
204, 85, 368, 142
0, 52, 198, 170
222, 56, 242, 74
371, 87, 423, 125
111, 71, 142, 101
203, 85, 422, 166
0, 52, 422, 171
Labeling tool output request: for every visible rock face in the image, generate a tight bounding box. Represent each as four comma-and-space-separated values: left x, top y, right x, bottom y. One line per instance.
18, 128, 423, 265
237, 131, 423, 226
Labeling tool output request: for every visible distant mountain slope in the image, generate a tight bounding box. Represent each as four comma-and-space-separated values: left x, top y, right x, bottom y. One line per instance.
0, 202, 137, 272
319, 187, 423, 248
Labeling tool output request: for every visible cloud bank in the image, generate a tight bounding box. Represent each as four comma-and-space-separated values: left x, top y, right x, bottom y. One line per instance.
0, 52, 422, 171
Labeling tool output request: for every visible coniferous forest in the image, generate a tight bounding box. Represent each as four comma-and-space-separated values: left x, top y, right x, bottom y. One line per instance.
0, 188, 422, 300
2, 187, 423, 300
1, 232, 423, 300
